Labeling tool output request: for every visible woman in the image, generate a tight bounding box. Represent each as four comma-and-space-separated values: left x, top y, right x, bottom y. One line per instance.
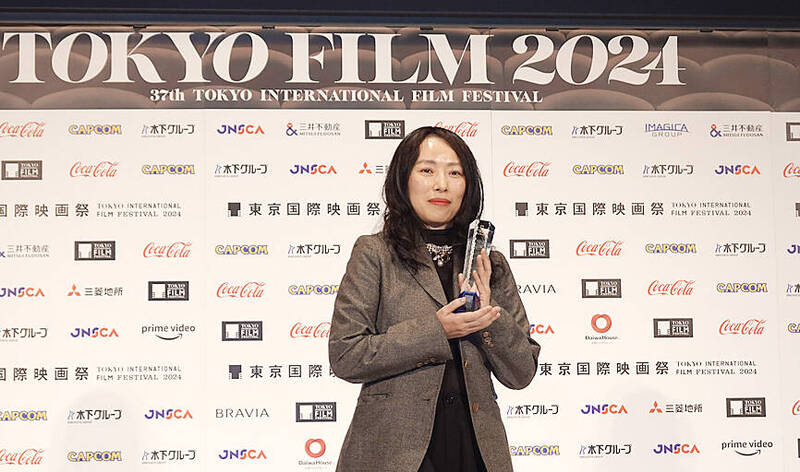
329, 126, 541, 472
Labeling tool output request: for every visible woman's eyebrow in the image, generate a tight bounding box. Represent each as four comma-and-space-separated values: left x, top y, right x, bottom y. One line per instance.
414, 159, 462, 166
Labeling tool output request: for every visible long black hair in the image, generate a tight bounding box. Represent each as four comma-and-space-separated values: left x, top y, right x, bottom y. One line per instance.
382, 126, 484, 273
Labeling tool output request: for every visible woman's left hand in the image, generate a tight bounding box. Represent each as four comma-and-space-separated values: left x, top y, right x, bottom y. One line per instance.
458, 248, 492, 308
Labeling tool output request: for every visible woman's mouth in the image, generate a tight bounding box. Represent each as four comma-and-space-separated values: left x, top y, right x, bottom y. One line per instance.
428, 198, 450, 206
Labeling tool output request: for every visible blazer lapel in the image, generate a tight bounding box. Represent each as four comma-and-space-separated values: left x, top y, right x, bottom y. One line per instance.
408, 244, 448, 307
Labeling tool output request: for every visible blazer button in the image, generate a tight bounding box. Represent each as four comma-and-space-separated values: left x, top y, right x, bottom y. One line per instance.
463, 360, 469, 368
472, 402, 479, 413
429, 357, 436, 363
416, 362, 424, 368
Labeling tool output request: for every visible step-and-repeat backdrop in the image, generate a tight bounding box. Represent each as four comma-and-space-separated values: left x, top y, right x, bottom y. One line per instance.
1, 25, 799, 471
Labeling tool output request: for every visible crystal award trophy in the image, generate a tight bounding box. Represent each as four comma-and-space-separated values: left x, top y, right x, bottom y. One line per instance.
455, 219, 495, 313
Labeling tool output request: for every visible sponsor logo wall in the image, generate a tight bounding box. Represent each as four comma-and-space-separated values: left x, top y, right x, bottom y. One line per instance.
0, 25, 798, 472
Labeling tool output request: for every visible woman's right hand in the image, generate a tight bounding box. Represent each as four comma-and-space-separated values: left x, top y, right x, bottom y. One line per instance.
436, 297, 501, 339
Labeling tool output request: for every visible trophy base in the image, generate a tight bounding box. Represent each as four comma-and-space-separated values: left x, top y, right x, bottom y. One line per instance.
455, 290, 480, 313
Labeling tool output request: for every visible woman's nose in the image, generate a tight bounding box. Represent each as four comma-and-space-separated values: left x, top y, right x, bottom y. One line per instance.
434, 172, 448, 191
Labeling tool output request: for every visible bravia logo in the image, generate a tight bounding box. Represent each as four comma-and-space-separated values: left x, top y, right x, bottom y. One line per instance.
1, 160, 42, 180
296, 402, 336, 422
576, 240, 622, 256
218, 449, 267, 460
590, 314, 612, 333
517, 283, 556, 295
434, 121, 478, 138
645, 243, 696, 254
289, 164, 337, 175
143, 241, 191, 258
215, 244, 268, 255
581, 279, 622, 298
67, 451, 122, 462
141, 164, 196, 175
653, 319, 693, 338
70, 327, 119, 338
719, 319, 766, 336
222, 321, 263, 341
783, 162, 800, 178
217, 282, 265, 298
510, 240, 549, 259
572, 164, 623, 175
216, 124, 264, 135
714, 164, 760, 175
144, 409, 192, 420
68, 124, 121, 135
0, 121, 45, 138
652, 444, 699, 454
529, 324, 554, 335
716, 282, 768, 293
70, 161, 118, 178
305, 439, 326, 459
290, 322, 331, 339
365, 120, 404, 139
503, 161, 550, 177
726, 397, 766, 417
148, 281, 189, 301
0, 448, 44, 465
500, 124, 552, 136
0, 286, 45, 298
215, 408, 269, 420
580, 404, 628, 415
648, 279, 694, 296
74, 241, 115, 261
0, 410, 47, 421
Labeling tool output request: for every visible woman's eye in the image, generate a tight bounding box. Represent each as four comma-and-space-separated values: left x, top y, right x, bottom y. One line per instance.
421, 168, 433, 174
451, 170, 463, 176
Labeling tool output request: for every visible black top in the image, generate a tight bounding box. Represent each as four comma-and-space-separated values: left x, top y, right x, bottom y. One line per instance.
418, 227, 486, 472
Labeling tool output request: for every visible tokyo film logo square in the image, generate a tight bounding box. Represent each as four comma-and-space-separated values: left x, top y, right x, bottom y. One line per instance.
295, 402, 336, 422
725, 397, 766, 418
364, 120, 404, 139
148, 281, 189, 301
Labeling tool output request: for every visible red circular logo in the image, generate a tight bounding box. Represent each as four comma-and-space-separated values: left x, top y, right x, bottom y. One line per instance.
305, 439, 326, 458
591, 314, 612, 333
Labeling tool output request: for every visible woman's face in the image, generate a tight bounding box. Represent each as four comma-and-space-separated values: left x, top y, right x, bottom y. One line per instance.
407, 135, 466, 229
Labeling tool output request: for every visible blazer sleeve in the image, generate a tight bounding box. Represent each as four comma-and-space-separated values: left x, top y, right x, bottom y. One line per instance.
474, 250, 541, 390
328, 235, 453, 384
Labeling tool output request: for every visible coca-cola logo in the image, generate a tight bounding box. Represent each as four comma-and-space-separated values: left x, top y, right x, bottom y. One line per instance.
0, 448, 44, 465
784, 162, 800, 178
503, 161, 550, 177
648, 279, 695, 296
69, 160, 119, 178
719, 318, 766, 335
433, 121, 478, 138
792, 400, 800, 415
290, 322, 331, 339
576, 240, 623, 256
217, 282, 265, 298
143, 242, 192, 258
0, 121, 45, 138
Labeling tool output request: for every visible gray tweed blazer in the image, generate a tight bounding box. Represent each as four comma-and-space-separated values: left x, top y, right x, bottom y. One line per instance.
329, 232, 541, 472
